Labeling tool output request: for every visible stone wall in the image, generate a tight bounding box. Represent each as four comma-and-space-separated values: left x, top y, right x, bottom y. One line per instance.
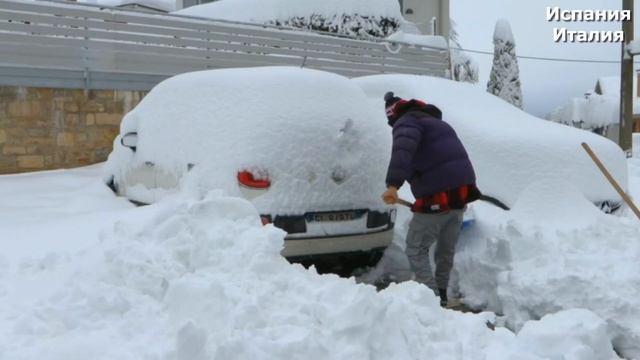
0, 86, 147, 174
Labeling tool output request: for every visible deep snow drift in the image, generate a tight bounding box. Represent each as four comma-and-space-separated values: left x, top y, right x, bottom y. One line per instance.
454, 180, 640, 358
0, 168, 623, 359
366, 160, 640, 359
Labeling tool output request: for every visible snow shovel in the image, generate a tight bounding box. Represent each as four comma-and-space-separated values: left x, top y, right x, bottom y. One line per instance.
581, 142, 640, 221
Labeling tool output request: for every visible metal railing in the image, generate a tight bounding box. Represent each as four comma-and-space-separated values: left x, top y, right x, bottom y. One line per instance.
0, 0, 451, 91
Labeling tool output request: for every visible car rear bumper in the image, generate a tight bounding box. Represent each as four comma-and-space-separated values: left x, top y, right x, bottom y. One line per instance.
281, 228, 393, 257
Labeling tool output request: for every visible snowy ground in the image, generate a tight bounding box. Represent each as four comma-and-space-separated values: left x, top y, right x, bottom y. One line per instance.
0, 164, 634, 359
365, 158, 640, 359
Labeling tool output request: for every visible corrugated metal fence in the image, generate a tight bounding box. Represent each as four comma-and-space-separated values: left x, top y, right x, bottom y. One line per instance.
0, 0, 451, 91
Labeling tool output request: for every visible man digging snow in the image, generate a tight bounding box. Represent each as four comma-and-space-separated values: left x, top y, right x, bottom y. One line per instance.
381, 92, 481, 308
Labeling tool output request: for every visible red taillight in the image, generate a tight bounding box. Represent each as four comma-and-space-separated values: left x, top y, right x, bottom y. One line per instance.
260, 215, 272, 225
237, 170, 271, 189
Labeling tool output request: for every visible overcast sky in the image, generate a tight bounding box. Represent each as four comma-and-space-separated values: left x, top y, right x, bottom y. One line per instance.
451, 0, 638, 118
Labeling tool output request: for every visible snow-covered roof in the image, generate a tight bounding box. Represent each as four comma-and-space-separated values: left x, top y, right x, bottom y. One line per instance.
594, 76, 640, 113
77, 0, 176, 12
549, 94, 620, 128
354, 74, 628, 207
173, 0, 402, 23
596, 76, 621, 96
549, 76, 640, 129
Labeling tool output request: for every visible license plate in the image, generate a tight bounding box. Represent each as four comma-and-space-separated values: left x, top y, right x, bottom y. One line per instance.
306, 210, 365, 223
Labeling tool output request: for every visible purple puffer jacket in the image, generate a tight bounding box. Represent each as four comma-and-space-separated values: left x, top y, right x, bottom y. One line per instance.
385, 108, 476, 198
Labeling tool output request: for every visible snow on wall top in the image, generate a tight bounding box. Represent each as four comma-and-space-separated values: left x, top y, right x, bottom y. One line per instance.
173, 0, 402, 23
354, 74, 628, 207
493, 18, 515, 43
77, 0, 176, 12
105, 67, 391, 214
386, 31, 448, 49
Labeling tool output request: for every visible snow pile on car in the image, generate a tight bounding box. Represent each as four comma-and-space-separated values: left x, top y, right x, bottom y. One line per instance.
173, 0, 416, 38
354, 74, 628, 208
0, 191, 621, 359
453, 179, 640, 359
105, 67, 390, 214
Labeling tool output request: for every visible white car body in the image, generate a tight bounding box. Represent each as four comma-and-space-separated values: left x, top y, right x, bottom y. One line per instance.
104, 67, 395, 259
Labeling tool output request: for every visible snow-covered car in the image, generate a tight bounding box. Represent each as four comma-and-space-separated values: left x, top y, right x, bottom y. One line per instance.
354, 74, 628, 212
104, 67, 394, 263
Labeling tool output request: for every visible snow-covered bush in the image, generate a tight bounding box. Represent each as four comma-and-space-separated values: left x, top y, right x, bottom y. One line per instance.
487, 19, 523, 109
174, 0, 414, 39
450, 19, 479, 83
548, 93, 618, 135
271, 14, 400, 38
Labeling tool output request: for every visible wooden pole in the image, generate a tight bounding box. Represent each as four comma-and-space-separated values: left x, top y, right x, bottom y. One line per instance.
619, 0, 634, 153
396, 198, 413, 208
581, 142, 640, 220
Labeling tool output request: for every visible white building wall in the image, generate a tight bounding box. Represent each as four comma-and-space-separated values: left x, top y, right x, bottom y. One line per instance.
399, 0, 449, 38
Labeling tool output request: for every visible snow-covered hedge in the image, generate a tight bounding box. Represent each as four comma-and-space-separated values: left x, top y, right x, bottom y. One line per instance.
271, 14, 400, 38
174, 0, 415, 38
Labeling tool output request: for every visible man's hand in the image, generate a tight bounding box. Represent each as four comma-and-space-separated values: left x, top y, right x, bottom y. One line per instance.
382, 186, 399, 204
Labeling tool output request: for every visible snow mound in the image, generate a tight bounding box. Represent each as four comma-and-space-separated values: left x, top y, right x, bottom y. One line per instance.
354, 74, 628, 208
455, 197, 640, 358
516, 309, 618, 360
0, 190, 622, 359
511, 179, 603, 231
105, 67, 391, 214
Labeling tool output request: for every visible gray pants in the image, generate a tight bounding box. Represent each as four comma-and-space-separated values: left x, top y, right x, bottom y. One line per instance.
405, 209, 463, 290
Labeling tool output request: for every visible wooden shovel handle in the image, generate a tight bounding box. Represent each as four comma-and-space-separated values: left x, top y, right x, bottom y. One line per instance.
396, 198, 413, 208
581, 142, 640, 220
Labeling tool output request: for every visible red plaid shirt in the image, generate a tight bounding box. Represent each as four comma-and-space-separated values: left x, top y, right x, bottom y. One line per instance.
411, 184, 481, 213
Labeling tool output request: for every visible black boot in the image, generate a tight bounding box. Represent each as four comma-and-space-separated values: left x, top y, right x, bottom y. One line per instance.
438, 288, 448, 308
